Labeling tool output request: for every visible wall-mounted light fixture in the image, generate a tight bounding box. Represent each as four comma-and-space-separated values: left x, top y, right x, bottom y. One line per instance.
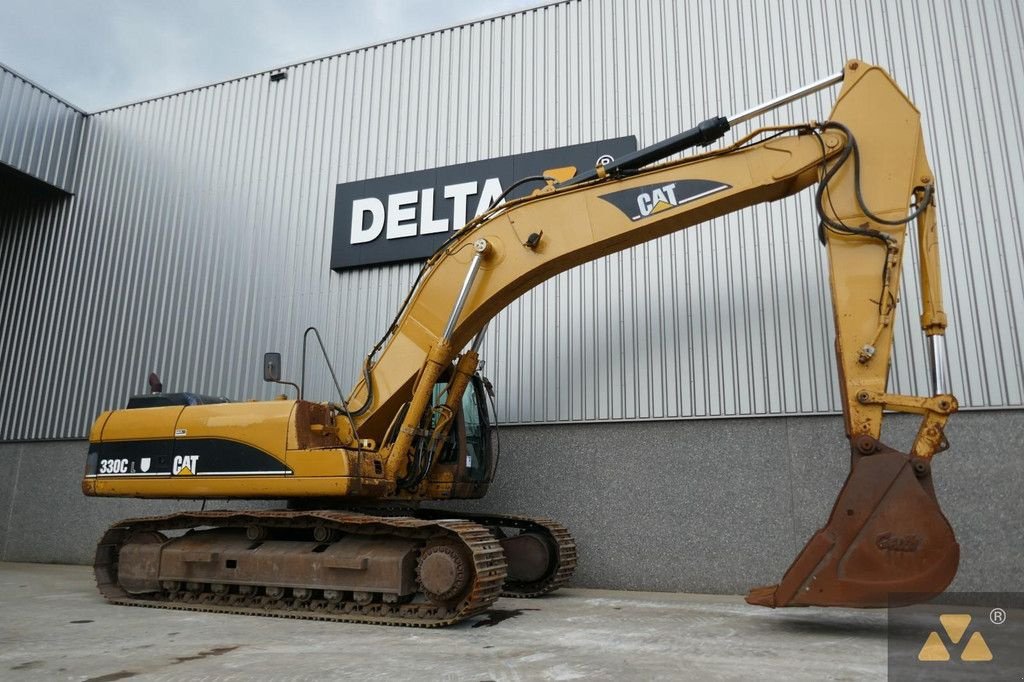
269, 72, 287, 82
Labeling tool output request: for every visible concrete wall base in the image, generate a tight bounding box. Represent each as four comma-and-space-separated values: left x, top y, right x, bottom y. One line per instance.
1, 411, 1019, 594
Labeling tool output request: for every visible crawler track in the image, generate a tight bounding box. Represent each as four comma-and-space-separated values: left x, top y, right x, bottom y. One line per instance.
412, 511, 577, 598
94, 510, 506, 627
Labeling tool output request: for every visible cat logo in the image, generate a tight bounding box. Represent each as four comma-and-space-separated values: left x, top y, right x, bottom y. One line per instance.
598, 178, 731, 221
918, 614, 993, 662
172, 455, 199, 476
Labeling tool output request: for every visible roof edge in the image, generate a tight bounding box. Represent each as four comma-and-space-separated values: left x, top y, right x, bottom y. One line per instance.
89, 0, 572, 116
0, 60, 88, 115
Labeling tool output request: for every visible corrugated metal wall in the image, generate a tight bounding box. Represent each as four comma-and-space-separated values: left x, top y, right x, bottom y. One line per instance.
1, 0, 1022, 440
0, 63, 84, 192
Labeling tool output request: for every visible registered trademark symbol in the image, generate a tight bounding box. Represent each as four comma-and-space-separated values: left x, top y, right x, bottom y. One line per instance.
990, 607, 1006, 625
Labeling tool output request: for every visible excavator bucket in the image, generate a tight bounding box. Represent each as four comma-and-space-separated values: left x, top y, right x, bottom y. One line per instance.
746, 439, 959, 608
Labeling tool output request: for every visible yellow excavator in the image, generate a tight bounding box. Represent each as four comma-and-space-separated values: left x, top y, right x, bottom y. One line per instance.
83, 59, 960, 626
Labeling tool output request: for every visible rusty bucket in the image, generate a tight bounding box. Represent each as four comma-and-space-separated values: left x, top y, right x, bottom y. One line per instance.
746, 439, 959, 608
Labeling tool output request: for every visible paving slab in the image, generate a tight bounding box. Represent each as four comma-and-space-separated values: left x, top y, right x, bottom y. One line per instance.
0, 562, 887, 681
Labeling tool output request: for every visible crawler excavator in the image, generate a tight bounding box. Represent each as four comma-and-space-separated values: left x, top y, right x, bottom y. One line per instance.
83, 59, 961, 626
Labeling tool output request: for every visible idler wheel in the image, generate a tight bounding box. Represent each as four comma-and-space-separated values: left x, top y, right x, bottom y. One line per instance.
246, 525, 268, 541
312, 526, 339, 543
418, 543, 470, 604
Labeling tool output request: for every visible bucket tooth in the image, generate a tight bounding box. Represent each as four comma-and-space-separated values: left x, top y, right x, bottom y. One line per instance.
747, 440, 959, 608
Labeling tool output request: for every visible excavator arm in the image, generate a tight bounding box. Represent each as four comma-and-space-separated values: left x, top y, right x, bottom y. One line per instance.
345, 59, 959, 607
348, 60, 955, 465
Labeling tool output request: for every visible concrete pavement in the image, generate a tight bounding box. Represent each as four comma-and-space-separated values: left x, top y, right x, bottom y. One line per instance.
0, 562, 889, 681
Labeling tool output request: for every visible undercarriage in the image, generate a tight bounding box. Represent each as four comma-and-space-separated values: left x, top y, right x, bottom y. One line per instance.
94, 509, 576, 627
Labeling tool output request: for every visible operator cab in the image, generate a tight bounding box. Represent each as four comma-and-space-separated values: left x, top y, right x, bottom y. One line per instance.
379, 371, 497, 497
431, 374, 494, 483
261, 338, 498, 498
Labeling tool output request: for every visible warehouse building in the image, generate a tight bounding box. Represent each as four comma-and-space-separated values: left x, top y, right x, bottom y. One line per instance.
1, 0, 1022, 594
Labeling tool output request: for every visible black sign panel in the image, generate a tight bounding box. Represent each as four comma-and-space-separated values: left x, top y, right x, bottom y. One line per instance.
330, 136, 638, 271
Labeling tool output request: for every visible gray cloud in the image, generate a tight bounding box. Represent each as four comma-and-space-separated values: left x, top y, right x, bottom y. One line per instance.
0, 0, 541, 111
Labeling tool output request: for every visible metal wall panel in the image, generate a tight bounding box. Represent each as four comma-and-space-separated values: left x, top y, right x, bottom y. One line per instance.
0, 63, 85, 192
1, 0, 1022, 440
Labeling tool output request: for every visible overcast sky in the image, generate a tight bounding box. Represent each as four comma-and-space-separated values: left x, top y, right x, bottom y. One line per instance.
0, 0, 542, 112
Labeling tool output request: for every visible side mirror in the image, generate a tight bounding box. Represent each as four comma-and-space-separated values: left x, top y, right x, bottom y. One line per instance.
263, 352, 282, 383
